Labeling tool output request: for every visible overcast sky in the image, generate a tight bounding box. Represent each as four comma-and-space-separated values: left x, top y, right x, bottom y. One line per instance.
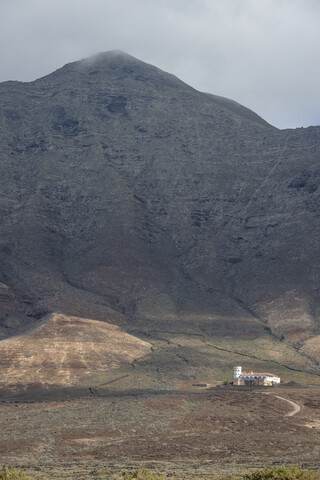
1, 0, 319, 129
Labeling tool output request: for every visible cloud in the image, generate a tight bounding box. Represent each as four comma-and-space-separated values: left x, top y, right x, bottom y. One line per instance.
0, 0, 319, 128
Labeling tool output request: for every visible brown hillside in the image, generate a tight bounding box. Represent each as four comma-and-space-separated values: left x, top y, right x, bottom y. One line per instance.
0, 313, 151, 390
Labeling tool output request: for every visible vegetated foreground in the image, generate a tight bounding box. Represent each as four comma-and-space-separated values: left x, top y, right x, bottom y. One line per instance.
0, 385, 319, 479
1, 466, 320, 480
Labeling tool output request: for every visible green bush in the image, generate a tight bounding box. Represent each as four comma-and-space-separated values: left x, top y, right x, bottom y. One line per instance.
118, 469, 165, 480
227, 257, 242, 264
243, 467, 320, 480
0, 467, 33, 480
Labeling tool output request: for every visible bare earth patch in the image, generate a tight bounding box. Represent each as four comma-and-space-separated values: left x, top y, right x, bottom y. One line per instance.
0, 313, 151, 389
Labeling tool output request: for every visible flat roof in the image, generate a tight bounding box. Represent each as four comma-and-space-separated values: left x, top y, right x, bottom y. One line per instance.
240, 373, 280, 378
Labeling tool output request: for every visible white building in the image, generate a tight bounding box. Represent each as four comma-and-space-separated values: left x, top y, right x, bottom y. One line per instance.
233, 366, 280, 386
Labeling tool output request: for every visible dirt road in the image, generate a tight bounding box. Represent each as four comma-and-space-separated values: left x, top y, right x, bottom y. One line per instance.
264, 393, 301, 416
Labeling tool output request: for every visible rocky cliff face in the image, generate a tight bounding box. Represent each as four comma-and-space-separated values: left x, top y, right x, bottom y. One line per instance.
0, 51, 319, 388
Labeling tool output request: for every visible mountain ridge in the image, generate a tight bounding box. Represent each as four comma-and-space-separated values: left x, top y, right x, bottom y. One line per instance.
0, 51, 319, 390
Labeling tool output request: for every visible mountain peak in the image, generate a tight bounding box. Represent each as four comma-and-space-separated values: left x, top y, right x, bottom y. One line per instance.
80, 50, 138, 66
69, 50, 149, 75
35, 49, 195, 99
28, 51, 274, 129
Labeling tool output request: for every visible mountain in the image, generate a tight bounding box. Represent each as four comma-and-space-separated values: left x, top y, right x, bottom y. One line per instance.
0, 51, 320, 391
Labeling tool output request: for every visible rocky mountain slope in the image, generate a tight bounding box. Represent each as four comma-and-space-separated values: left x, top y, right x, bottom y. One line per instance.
0, 51, 319, 390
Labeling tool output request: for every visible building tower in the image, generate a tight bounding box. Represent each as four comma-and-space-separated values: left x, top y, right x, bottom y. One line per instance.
233, 366, 242, 379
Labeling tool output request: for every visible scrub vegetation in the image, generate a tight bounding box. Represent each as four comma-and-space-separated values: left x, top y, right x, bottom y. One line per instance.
1, 466, 320, 480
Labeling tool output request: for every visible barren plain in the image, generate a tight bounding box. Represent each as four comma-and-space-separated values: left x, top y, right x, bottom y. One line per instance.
0, 384, 319, 479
